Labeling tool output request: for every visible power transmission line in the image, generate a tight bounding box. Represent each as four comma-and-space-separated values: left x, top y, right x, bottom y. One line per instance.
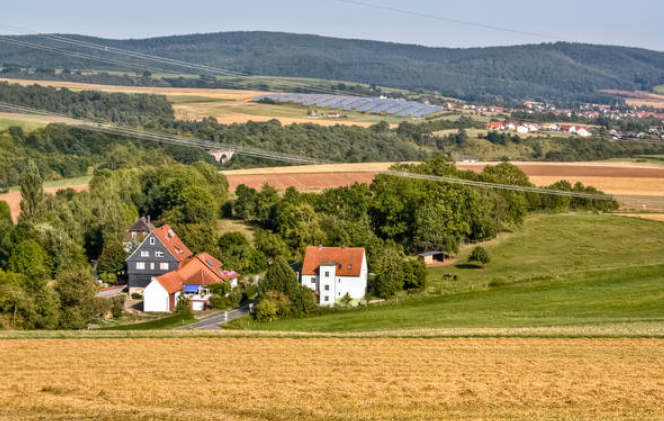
1, 100, 662, 206
0, 101, 329, 165
381, 170, 664, 206
327, 0, 568, 42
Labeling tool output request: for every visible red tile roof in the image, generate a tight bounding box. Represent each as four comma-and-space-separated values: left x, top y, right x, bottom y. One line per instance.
153, 225, 193, 263
302, 246, 365, 277
154, 253, 239, 294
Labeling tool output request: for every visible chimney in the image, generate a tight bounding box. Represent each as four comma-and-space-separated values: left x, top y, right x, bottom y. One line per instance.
318, 244, 323, 250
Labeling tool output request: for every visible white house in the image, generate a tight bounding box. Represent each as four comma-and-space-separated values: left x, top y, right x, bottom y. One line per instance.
577, 127, 592, 137
143, 253, 238, 313
301, 246, 368, 307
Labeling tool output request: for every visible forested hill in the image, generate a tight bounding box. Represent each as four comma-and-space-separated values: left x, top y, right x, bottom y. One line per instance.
2, 32, 664, 103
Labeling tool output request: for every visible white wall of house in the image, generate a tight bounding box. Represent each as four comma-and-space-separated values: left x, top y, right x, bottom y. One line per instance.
143, 278, 170, 312
301, 254, 368, 307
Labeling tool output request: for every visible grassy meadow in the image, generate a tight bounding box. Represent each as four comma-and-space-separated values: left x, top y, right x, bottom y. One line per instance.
227, 213, 664, 333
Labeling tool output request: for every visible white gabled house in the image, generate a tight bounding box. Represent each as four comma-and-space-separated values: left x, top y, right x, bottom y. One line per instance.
143, 253, 238, 313
301, 246, 368, 307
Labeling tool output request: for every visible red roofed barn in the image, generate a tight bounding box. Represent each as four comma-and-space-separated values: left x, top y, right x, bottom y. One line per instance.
301, 246, 368, 307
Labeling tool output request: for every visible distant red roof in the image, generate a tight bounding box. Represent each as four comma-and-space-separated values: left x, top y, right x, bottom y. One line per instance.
302, 246, 365, 277
153, 225, 193, 263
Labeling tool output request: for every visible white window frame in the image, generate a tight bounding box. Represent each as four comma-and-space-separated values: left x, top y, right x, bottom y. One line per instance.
155, 251, 164, 258
149, 237, 156, 246
324, 296, 329, 302
150, 262, 155, 270
159, 262, 169, 271
136, 262, 145, 270
140, 250, 149, 257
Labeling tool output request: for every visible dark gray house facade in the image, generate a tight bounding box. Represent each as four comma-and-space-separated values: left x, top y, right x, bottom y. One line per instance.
126, 225, 192, 295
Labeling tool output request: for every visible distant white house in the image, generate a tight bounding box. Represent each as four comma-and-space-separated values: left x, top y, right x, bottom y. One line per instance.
577, 127, 593, 137
301, 246, 368, 307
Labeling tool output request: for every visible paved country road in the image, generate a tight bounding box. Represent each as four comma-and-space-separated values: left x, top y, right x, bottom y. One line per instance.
175, 303, 253, 331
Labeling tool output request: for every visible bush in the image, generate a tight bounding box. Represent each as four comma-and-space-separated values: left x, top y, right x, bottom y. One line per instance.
255, 299, 278, 322
175, 295, 193, 317
469, 246, 491, 267
264, 291, 292, 317
112, 297, 124, 318
488, 277, 508, 288
131, 293, 142, 300
98, 272, 117, 285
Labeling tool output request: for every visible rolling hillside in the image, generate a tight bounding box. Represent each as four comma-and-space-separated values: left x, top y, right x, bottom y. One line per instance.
2, 32, 664, 103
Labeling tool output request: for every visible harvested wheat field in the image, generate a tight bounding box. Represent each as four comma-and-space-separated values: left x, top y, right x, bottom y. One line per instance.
223, 161, 664, 197
0, 78, 265, 101
0, 338, 663, 421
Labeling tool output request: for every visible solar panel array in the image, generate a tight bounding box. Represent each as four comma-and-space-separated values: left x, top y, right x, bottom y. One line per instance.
253, 94, 445, 118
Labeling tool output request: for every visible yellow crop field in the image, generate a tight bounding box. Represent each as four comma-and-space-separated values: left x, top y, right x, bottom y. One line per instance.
1, 337, 663, 421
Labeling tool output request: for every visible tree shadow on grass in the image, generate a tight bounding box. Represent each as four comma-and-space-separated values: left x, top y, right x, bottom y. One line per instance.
455, 263, 484, 270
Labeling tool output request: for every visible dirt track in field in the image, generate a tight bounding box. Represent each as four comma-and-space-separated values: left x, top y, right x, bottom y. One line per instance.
1, 337, 662, 421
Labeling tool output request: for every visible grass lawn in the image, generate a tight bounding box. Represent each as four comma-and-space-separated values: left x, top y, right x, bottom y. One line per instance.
654, 85, 664, 95
0, 117, 47, 132
228, 264, 664, 332
428, 213, 664, 295
227, 213, 664, 333
7, 175, 91, 192
100, 313, 196, 330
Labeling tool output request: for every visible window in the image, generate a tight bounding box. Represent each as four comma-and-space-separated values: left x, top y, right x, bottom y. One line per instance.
311, 279, 316, 284
325, 271, 330, 277
348, 264, 352, 270
155, 251, 164, 258
150, 263, 155, 270
136, 262, 145, 270
338, 292, 341, 297
140, 250, 149, 257
324, 285, 330, 291
324, 296, 329, 302
149, 237, 156, 245
160, 263, 169, 270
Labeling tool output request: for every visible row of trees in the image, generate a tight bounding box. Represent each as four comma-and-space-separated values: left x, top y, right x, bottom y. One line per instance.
0, 81, 174, 124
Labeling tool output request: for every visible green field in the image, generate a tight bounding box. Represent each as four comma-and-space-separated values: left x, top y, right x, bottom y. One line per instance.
654, 85, 664, 95
99, 313, 196, 330
0, 117, 47, 132
7, 175, 91, 192
227, 213, 664, 332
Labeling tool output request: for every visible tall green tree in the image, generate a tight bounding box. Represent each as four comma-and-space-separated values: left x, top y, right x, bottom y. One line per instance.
19, 160, 44, 223
0, 200, 11, 225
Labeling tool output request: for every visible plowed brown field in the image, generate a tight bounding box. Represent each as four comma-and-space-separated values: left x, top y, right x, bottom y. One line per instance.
1, 337, 662, 421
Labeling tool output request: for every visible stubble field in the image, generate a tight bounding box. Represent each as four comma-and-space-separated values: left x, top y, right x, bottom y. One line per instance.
1, 337, 663, 421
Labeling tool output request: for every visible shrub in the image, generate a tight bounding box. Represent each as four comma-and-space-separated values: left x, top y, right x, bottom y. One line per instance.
264, 291, 292, 317
131, 293, 142, 300
469, 246, 491, 267
488, 277, 508, 288
255, 299, 278, 322
175, 295, 192, 317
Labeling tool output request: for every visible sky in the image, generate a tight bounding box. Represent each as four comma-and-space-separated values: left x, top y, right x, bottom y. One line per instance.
2, 0, 663, 51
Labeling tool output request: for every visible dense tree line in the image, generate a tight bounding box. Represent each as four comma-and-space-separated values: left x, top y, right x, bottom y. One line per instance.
225, 157, 617, 303
0, 125, 217, 188
0, 82, 174, 124
2, 32, 664, 103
